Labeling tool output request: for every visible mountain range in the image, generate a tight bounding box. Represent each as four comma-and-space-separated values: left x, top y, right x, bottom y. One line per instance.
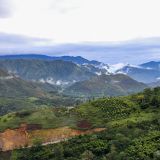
0, 59, 95, 84
0, 54, 159, 97
0, 54, 159, 83
0, 54, 100, 65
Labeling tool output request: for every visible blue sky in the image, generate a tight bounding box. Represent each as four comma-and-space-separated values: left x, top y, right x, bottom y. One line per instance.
0, 0, 160, 64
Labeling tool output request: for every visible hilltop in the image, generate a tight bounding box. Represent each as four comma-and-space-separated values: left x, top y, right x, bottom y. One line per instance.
65, 74, 147, 97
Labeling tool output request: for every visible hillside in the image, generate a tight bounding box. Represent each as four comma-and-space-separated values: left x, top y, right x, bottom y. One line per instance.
0, 59, 95, 84
0, 87, 159, 159
65, 74, 147, 97
0, 69, 46, 97
117, 63, 160, 83
140, 61, 160, 70
149, 80, 160, 88
0, 87, 159, 132
0, 69, 10, 77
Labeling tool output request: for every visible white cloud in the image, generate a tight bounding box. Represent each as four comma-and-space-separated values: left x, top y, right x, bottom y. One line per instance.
0, 32, 51, 44
0, 0, 160, 43
0, 0, 12, 18
0, 34, 159, 64
49, 0, 79, 14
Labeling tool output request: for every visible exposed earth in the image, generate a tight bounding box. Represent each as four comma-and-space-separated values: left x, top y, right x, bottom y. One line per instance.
0, 123, 105, 151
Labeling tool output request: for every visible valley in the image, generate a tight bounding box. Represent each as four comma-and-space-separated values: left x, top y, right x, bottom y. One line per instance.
1, 0, 160, 159
0, 55, 159, 98
0, 55, 159, 160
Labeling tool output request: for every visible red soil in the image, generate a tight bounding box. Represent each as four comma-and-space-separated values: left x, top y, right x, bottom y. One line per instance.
77, 120, 92, 129
0, 124, 106, 151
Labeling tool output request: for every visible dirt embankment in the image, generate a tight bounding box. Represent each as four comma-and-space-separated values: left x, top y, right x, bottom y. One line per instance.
0, 124, 105, 151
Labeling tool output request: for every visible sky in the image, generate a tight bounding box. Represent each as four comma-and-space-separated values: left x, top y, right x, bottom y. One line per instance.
0, 0, 160, 64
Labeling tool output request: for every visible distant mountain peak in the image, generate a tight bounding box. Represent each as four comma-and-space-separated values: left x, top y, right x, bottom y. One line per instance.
0, 54, 101, 65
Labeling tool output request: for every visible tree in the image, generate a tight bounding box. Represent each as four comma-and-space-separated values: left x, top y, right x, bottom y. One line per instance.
81, 150, 94, 160
153, 150, 160, 160
53, 144, 64, 160
32, 137, 43, 147
151, 95, 160, 108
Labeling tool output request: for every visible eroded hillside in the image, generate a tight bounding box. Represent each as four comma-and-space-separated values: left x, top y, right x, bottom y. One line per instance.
0, 124, 105, 151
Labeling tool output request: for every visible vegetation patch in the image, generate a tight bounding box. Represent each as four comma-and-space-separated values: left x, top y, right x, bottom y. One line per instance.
77, 120, 92, 129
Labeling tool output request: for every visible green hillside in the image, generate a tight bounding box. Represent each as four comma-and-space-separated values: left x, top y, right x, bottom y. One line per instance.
0, 87, 159, 131
0, 59, 95, 82
3, 87, 159, 160
0, 77, 46, 97
65, 74, 147, 97
0, 95, 82, 117
0, 89, 146, 132
0, 88, 159, 159
0, 69, 47, 97
0, 64, 148, 98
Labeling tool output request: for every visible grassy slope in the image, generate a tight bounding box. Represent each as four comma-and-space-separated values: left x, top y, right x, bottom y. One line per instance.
0, 97, 38, 116
0, 108, 77, 132
0, 88, 159, 133
0, 97, 139, 131
0, 95, 82, 117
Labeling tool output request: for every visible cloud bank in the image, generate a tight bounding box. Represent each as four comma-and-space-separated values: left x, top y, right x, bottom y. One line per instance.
0, 0, 11, 18
50, 0, 79, 14
0, 32, 53, 54
0, 32, 52, 45
0, 33, 159, 64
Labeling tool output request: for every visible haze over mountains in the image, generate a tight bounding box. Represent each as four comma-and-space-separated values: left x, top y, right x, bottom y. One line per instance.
65, 74, 147, 97
0, 59, 95, 84
0, 54, 159, 82
116, 64, 160, 83
0, 69, 46, 97
0, 54, 159, 97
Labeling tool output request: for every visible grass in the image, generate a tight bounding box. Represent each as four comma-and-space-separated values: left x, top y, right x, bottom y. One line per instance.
0, 90, 160, 133
0, 108, 78, 132
107, 111, 158, 128
0, 97, 38, 116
